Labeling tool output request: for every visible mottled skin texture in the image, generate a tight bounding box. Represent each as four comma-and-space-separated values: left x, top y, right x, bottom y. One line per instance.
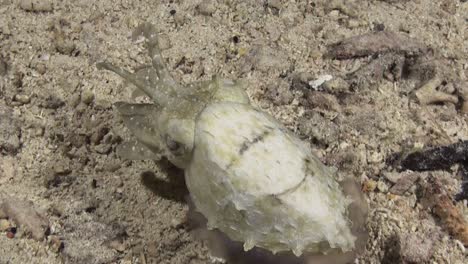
187, 102, 356, 255
98, 23, 367, 257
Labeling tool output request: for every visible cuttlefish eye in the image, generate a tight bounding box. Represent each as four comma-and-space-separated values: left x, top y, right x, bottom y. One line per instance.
165, 134, 184, 155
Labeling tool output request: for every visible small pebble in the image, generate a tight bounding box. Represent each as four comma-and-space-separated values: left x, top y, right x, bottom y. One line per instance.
377, 181, 388, 193
146, 241, 158, 257
291, 72, 314, 92
347, 19, 361, 29
322, 77, 350, 94
297, 113, 339, 145
415, 77, 458, 105
363, 179, 377, 192
266, 0, 282, 10
6, 231, 15, 239
0, 219, 11, 231
197, 0, 216, 16
34, 127, 44, 137
242, 46, 288, 73
328, 10, 340, 18
54, 32, 76, 56
95, 99, 112, 110
41, 95, 65, 109
94, 144, 111, 154
105, 162, 121, 173
383, 171, 403, 184
265, 79, 293, 105
48, 235, 64, 253
91, 126, 110, 145
49, 203, 65, 217
19, 0, 53, 12
81, 89, 95, 105
53, 163, 72, 176
373, 23, 385, 31
0, 105, 21, 154
459, 84, 468, 114
399, 232, 434, 263
454, 240, 465, 253
157, 34, 172, 50
171, 217, 185, 229
69, 133, 87, 148
12, 71, 24, 88
1, 196, 49, 241
35, 63, 47, 75
309, 48, 322, 59
0, 58, 7, 76
173, 12, 186, 25
305, 91, 341, 112
69, 94, 81, 108
107, 238, 126, 252
309, 74, 333, 90
389, 172, 420, 195
14, 94, 31, 104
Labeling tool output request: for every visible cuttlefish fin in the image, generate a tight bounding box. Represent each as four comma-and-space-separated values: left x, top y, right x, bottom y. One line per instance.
117, 139, 161, 160
114, 102, 162, 159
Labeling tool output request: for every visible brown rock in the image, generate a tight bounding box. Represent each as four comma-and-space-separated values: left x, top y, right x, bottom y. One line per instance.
422, 176, 468, 245
6, 231, 15, 239
389, 172, 420, 195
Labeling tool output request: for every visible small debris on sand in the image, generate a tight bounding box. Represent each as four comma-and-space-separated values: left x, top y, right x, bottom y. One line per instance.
421, 176, 468, 246
0, 219, 11, 231
389, 172, 420, 195
19, 0, 54, 12
0, 195, 49, 241
458, 83, 468, 114
48, 235, 65, 253
396, 141, 468, 200
399, 232, 435, 263
399, 141, 467, 171
415, 77, 458, 105
327, 31, 427, 60
0, 105, 21, 155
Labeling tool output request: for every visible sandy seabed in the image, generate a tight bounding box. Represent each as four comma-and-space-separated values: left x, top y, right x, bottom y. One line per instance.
0, 0, 467, 263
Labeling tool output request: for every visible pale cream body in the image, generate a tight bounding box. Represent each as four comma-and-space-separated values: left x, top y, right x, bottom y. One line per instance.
187, 102, 355, 255
98, 23, 367, 258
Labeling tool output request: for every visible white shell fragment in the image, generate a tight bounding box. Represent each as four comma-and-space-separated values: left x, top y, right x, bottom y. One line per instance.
309, 74, 333, 90
98, 23, 368, 258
